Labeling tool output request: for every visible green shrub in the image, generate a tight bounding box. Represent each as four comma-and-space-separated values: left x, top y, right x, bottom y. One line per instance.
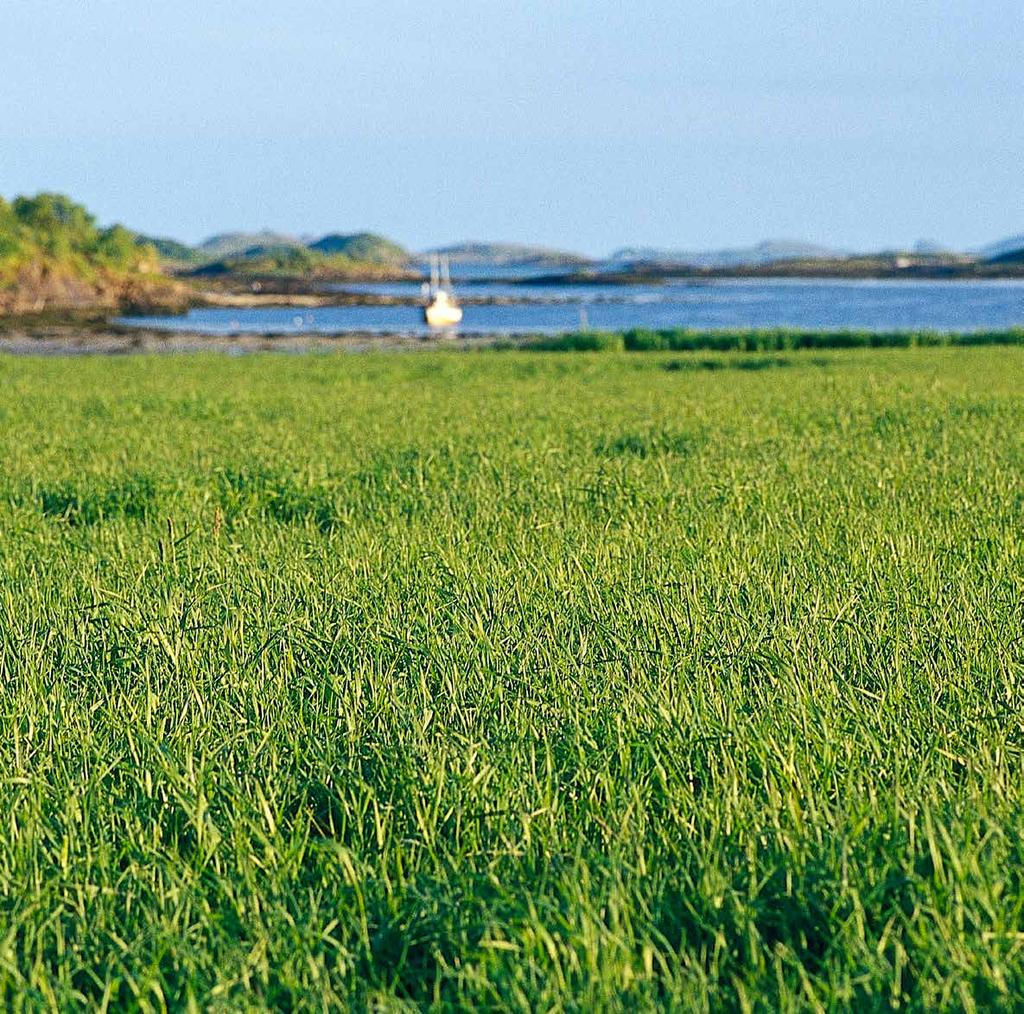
0, 191, 148, 275
528, 331, 625, 352
623, 328, 669, 351
954, 328, 1024, 347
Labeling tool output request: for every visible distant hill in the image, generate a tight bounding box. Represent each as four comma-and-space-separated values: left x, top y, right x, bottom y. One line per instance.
198, 231, 305, 260
427, 242, 592, 268
191, 234, 413, 281
980, 234, 1024, 263
191, 245, 320, 277
163, 230, 413, 280
240, 243, 311, 259
309, 233, 408, 266
987, 246, 1024, 266
194, 231, 409, 267
134, 233, 202, 264
609, 240, 845, 269
912, 239, 951, 256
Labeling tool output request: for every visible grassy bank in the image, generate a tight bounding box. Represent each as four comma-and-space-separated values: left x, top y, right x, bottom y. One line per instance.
520, 325, 1024, 352
1, 348, 1023, 1008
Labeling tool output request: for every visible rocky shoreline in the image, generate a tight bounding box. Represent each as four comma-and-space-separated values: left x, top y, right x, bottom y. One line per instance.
0, 325, 500, 356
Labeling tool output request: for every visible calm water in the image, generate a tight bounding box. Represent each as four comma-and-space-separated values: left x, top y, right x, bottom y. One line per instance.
121, 279, 1024, 336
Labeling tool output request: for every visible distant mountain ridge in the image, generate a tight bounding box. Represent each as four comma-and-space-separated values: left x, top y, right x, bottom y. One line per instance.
133, 233, 204, 264
198, 231, 305, 260
609, 240, 846, 269
425, 242, 592, 267
309, 233, 408, 265
129, 221, 1024, 278
979, 234, 1024, 262
148, 230, 412, 270
912, 239, 951, 255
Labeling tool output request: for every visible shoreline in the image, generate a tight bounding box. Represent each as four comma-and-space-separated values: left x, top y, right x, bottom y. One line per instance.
5, 274, 1024, 326
198, 272, 1024, 308
0, 327, 496, 356
2, 323, 1022, 357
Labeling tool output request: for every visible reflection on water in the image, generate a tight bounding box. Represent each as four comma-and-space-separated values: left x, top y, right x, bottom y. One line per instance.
121, 279, 1024, 336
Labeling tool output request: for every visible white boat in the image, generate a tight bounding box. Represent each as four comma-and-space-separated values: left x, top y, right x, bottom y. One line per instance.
424, 254, 463, 328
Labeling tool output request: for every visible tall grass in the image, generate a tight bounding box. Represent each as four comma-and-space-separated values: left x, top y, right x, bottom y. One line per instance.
0, 348, 1022, 1009
521, 326, 1024, 353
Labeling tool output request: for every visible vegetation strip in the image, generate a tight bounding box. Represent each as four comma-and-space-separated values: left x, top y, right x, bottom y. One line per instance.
518, 326, 1024, 352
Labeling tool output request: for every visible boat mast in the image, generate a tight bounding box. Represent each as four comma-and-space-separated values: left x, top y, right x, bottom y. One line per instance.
441, 255, 452, 293
430, 254, 440, 296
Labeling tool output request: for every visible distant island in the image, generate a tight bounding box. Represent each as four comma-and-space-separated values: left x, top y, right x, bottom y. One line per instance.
141, 229, 415, 284
608, 240, 845, 270
0, 194, 424, 317
0, 193, 189, 316
3, 189, 1024, 320
589, 238, 1023, 281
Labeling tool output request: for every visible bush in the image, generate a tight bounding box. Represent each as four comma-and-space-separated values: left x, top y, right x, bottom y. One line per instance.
528, 331, 625, 352
0, 191, 147, 274
623, 328, 669, 351
954, 328, 1024, 347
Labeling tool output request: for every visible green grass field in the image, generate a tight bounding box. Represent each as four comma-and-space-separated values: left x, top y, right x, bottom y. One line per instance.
1, 347, 1023, 1010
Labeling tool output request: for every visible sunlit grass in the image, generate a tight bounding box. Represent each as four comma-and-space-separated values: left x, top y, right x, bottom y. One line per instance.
0, 347, 1022, 1009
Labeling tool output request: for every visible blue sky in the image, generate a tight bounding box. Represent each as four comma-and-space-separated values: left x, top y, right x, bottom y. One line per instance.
2, 0, 1021, 254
